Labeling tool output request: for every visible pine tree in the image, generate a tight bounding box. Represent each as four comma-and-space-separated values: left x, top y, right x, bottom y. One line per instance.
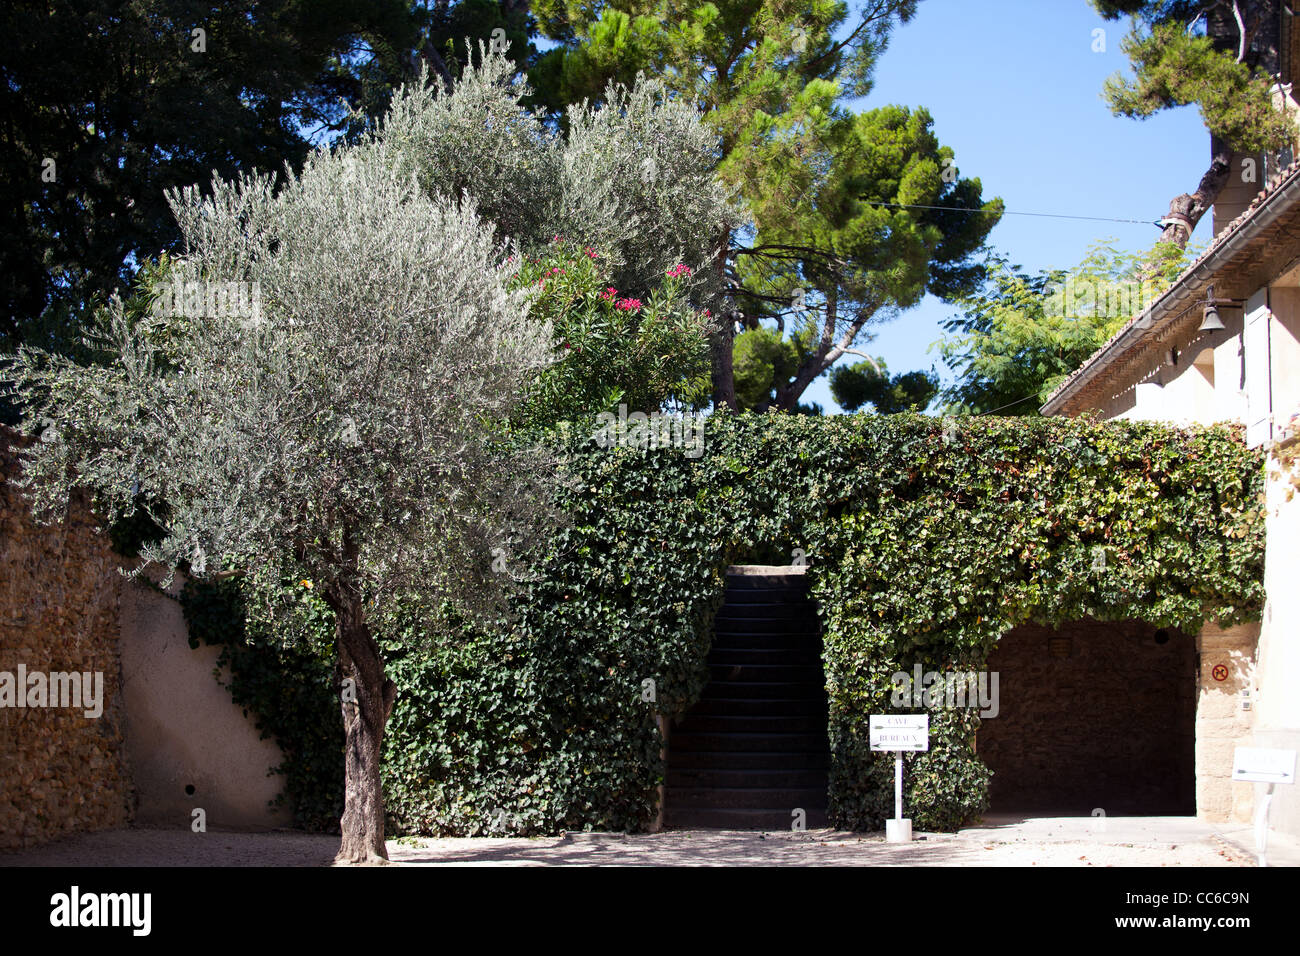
1094, 1, 1296, 248
530, 1, 1002, 411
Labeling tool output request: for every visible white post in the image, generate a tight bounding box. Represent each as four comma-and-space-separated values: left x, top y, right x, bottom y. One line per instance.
895, 753, 903, 820
1256, 782, 1275, 868
886, 752, 912, 843
873, 713, 924, 844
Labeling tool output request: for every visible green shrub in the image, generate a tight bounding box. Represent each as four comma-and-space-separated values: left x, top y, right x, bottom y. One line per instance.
510, 239, 714, 425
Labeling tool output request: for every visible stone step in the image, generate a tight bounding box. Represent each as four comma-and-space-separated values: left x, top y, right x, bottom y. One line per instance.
708, 663, 825, 684
666, 750, 831, 771
697, 680, 826, 701
712, 619, 822, 636
714, 603, 818, 621
710, 633, 823, 652
665, 786, 829, 810
708, 646, 822, 666
662, 807, 828, 829
686, 696, 828, 717
728, 567, 806, 590
667, 767, 829, 790
669, 731, 830, 753
673, 713, 828, 735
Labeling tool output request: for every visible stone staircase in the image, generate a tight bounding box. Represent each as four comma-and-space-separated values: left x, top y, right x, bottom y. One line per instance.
663, 567, 830, 829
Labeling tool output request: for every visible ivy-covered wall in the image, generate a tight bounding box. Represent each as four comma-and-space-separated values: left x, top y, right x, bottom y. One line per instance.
182, 413, 1266, 834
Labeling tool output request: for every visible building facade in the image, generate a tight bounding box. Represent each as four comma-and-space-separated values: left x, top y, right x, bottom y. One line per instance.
1042, 162, 1300, 840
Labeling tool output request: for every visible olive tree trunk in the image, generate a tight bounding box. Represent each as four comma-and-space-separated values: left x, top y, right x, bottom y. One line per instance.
333, 597, 397, 865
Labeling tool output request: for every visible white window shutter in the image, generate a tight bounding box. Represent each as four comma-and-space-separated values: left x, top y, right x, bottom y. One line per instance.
1244, 289, 1273, 447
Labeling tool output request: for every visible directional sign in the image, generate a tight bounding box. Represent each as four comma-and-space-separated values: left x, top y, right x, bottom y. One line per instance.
870, 714, 929, 752
1232, 748, 1296, 784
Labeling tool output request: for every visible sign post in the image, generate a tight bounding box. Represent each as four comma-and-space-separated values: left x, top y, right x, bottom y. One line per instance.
870, 714, 929, 844
1232, 747, 1296, 867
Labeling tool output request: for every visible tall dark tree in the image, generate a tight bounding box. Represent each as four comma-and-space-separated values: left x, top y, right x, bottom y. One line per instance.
0, 0, 420, 352
412, 0, 539, 89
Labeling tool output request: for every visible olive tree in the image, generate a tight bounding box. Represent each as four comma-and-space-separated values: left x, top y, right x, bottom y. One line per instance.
5, 44, 736, 862
556, 74, 735, 305
6, 141, 559, 864
376, 45, 737, 307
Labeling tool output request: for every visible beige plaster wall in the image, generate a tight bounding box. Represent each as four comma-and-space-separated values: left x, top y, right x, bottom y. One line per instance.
119, 573, 289, 829
1, 424, 289, 846
1269, 286, 1300, 432
1105, 311, 1246, 427
1106, 281, 1300, 432
1250, 452, 1300, 836
1213, 152, 1267, 235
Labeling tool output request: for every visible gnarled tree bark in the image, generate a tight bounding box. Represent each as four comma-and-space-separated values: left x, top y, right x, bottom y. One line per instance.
332, 591, 397, 865
772, 290, 881, 412
1155, 142, 1236, 249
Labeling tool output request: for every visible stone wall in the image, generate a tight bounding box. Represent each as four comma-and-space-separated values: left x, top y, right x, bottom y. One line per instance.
0, 426, 132, 847
978, 619, 1197, 815
1, 424, 288, 848
1195, 621, 1259, 825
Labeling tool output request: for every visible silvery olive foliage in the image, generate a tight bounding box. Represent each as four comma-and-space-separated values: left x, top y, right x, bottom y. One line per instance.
375, 44, 737, 304
377, 50, 563, 251
557, 75, 735, 303
6, 139, 562, 629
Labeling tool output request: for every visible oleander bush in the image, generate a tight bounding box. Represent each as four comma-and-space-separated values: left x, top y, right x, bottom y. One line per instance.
509, 239, 715, 425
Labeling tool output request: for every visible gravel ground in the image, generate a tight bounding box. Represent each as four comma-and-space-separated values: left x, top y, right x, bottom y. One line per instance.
0, 819, 1255, 867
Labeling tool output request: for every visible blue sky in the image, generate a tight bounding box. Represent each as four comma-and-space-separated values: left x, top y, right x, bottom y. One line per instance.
803, 0, 1215, 413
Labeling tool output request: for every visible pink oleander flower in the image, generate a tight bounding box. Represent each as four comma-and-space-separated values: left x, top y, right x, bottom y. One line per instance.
666, 263, 693, 278
600, 286, 618, 301
545, 267, 565, 277
614, 297, 642, 312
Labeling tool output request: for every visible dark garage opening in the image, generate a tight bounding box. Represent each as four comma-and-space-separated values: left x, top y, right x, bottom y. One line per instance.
977, 619, 1196, 815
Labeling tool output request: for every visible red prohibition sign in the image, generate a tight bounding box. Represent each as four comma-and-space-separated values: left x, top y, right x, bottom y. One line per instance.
1211, 664, 1229, 682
